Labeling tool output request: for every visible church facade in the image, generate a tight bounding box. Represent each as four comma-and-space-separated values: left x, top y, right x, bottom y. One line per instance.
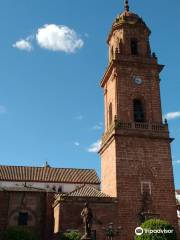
0, 1, 179, 240
0, 165, 100, 240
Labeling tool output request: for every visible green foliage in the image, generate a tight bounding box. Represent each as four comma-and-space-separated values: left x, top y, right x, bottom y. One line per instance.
61, 231, 82, 240
1, 228, 38, 240
135, 219, 176, 240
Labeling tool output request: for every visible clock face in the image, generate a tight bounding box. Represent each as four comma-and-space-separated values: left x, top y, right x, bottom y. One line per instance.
134, 76, 143, 85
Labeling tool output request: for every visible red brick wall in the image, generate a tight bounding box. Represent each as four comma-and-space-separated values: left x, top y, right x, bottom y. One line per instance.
103, 59, 163, 125
115, 62, 162, 123
54, 197, 118, 240
101, 139, 117, 197
44, 193, 55, 240
100, 132, 178, 239
0, 191, 55, 240
0, 191, 9, 231
116, 135, 177, 239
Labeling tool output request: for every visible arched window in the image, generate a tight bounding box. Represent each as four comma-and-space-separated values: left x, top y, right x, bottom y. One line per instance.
131, 39, 138, 55
133, 99, 145, 122
119, 39, 123, 53
109, 103, 113, 126
18, 212, 29, 226
147, 40, 151, 56
111, 47, 114, 59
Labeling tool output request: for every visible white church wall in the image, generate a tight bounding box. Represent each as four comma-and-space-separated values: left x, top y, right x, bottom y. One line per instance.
0, 181, 99, 193
176, 192, 180, 203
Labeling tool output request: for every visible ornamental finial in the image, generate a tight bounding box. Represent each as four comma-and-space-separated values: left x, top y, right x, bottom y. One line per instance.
124, 0, 130, 12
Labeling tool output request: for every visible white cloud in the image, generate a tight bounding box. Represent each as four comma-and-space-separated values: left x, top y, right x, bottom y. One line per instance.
74, 142, 80, 147
173, 160, 180, 165
0, 105, 7, 114
75, 115, 84, 121
36, 24, 84, 53
164, 111, 180, 120
13, 39, 33, 52
88, 140, 101, 153
92, 122, 103, 130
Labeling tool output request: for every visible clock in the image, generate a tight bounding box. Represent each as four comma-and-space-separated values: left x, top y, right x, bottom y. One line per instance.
133, 76, 143, 85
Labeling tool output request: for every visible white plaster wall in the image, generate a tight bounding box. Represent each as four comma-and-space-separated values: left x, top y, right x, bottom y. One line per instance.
176, 192, 180, 203
0, 181, 99, 193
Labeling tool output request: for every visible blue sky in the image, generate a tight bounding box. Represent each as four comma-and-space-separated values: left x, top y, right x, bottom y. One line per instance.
0, 0, 179, 189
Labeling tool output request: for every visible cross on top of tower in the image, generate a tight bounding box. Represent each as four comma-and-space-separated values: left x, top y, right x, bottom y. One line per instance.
124, 0, 130, 12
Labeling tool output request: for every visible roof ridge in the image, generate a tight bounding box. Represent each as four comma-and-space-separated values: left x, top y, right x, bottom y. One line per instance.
65, 184, 87, 197
0, 165, 97, 172
86, 185, 111, 197
65, 184, 111, 198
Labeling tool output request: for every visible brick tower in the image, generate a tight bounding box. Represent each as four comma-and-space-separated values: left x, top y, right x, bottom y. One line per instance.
99, 1, 178, 239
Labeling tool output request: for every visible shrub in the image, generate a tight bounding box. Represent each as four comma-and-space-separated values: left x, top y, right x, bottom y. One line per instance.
1, 228, 38, 240
61, 231, 82, 240
135, 219, 176, 240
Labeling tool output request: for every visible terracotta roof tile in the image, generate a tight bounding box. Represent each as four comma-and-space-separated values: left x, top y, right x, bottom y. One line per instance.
61, 185, 110, 198
0, 165, 100, 184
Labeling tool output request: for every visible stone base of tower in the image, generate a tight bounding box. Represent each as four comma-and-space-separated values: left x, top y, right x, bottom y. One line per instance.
100, 125, 179, 240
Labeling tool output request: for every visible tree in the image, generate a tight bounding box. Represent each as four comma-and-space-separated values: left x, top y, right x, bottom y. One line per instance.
135, 219, 176, 240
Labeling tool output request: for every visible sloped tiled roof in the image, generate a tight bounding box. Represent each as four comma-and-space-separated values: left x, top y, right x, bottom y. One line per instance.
0, 165, 100, 184
61, 185, 110, 198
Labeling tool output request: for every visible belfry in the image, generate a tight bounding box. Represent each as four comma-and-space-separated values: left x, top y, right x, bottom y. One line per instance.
99, 0, 178, 239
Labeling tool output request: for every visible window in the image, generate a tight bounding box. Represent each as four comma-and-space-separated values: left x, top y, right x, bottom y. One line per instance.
108, 103, 113, 126
58, 186, 62, 193
131, 39, 138, 55
119, 39, 123, 53
133, 99, 145, 122
18, 212, 28, 226
111, 47, 114, 60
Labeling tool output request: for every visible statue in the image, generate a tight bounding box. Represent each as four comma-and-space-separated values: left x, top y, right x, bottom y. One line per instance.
139, 191, 156, 222
81, 202, 93, 239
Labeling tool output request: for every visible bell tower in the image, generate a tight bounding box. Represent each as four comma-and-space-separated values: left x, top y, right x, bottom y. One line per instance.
99, 1, 178, 239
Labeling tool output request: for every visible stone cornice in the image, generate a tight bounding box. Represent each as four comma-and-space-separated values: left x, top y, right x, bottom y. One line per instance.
99, 121, 172, 154
100, 58, 164, 88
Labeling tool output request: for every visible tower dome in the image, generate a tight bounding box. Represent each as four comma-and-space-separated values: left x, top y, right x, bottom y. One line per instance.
113, 8, 149, 32
107, 0, 151, 61
115, 0, 142, 23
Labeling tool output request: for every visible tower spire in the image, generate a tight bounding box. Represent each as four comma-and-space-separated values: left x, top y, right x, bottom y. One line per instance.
124, 0, 130, 12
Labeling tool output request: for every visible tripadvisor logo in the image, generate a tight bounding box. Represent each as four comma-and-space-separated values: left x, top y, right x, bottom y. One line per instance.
135, 227, 174, 236
135, 227, 144, 236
